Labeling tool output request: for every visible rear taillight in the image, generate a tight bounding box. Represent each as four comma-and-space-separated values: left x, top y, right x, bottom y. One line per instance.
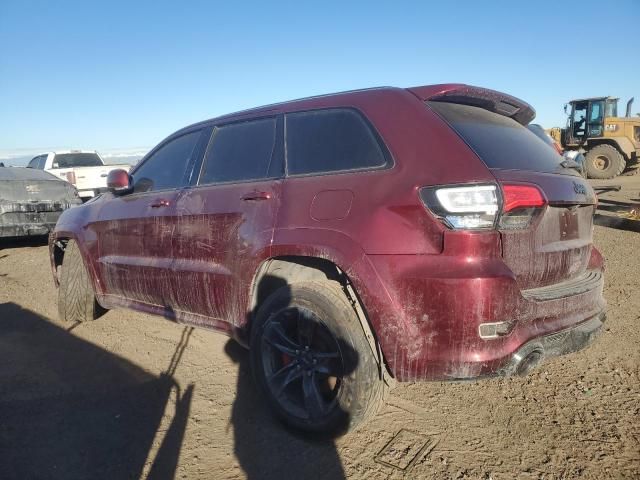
501, 184, 545, 212
553, 142, 563, 155
420, 184, 499, 230
499, 184, 546, 230
420, 183, 547, 231
65, 171, 77, 185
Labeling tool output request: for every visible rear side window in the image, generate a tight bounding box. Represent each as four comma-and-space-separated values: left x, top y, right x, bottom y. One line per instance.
428, 101, 563, 173
133, 130, 201, 193
199, 117, 278, 185
52, 153, 103, 168
27, 155, 46, 169
285, 109, 387, 175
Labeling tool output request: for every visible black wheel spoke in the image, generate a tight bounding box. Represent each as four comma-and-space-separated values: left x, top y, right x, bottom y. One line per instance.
263, 322, 300, 355
302, 372, 326, 420
260, 305, 346, 424
314, 350, 339, 359
313, 361, 341, 376
297, 309, 316, 347
268, 361, 302, 396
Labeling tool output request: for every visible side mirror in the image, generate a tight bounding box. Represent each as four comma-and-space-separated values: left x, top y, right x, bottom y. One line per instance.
107, 169, 132, 195
563, 104, 568, 115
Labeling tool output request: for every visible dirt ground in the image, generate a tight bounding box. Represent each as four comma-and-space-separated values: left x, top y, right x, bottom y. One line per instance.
1, 177, 639, 480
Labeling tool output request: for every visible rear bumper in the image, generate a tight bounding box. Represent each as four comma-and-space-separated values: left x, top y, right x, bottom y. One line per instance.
0, 222, 57, 237
0, 215, 61, 237
362, 241, 606, 382
0, 203, 70, 238
498, 312, 604, 377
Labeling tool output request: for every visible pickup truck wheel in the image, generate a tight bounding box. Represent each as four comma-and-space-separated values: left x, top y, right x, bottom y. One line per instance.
585, 144, 626, 179
58, 240, 106, 322
250, 281, 386, 435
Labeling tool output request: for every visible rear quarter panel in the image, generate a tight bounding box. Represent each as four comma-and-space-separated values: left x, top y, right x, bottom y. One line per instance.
270, 89, 499, 377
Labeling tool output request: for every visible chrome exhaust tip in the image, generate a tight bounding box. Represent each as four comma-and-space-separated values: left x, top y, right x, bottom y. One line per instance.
514, 349, 544, 376
504, 343, 544, 377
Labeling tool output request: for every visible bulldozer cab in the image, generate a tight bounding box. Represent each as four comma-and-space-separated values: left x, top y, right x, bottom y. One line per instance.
564, 97, 618, 145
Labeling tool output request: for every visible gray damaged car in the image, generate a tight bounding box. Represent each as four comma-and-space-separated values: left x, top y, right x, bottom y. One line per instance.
0, 166, 82, 238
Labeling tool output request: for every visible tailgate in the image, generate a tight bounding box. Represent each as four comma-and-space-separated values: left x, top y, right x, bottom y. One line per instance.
0, 179, 78, 206
492, 170, 597, 289
73, 166, 114, 191
426, 99, 599, 290
52, 166, 114, 191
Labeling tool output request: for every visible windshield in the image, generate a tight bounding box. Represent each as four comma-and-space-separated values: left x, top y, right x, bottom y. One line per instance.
52, 153, 103, 168
428, 101, 564, 173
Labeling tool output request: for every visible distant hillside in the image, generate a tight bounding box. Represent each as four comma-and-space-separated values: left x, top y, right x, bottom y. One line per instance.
101, 155, 144, 167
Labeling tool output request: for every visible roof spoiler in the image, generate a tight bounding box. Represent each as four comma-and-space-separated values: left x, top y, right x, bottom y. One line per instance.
408, 84, 536, 125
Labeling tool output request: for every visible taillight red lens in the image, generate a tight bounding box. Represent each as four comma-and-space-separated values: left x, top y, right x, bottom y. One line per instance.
502, 184, 546, 213
553, 142, 563, 155
65, 171, 77, 185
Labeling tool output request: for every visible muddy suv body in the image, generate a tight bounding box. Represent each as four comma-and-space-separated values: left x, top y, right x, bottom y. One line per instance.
50, 84, 606, 432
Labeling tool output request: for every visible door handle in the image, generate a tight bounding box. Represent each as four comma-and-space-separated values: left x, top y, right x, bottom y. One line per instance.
150, 199, 171, 208
241, 191, 271, 201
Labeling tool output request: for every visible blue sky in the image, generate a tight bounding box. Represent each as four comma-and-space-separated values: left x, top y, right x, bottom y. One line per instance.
1, 0, 638, 163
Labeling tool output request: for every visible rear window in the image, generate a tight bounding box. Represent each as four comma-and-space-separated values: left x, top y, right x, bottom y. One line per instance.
52, 153, 103, 168
428, 102, 563, 173
27, 155, 47, 169
285, 109, 387, 175
527, 124, 555, 147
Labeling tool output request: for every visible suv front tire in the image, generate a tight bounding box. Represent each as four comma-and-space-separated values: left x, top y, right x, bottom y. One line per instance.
58, 240, 106, 323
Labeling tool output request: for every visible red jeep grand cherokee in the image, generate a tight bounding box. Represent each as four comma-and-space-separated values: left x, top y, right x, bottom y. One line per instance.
50, 84, 606, 433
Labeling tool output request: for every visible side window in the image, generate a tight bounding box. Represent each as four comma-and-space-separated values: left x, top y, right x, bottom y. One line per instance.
589, 102, 603, 123
588, 101, 604, 137
37, 155, 47, 169
199, 117, 278, 185
285, 109, 387, 175
572, 102, 588, 137
133, 130, 201, 193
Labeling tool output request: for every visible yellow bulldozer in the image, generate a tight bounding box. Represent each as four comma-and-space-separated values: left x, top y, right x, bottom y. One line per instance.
549, 97, 640, 179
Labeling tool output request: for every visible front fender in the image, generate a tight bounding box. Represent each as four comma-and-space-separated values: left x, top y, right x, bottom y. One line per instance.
49, 202, 102, 295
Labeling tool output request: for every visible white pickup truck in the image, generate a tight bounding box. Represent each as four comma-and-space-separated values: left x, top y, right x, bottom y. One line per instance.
27, 150, 131, 201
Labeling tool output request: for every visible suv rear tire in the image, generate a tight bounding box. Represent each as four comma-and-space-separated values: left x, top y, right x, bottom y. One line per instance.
250, 280, 386, 435
58, 240, 106, 323
585, 144, 626, 179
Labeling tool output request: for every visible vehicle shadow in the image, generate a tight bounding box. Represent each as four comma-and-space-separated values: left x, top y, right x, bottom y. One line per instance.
0, 302, 193, 480
227, 275, 352, 480
0, 235, 49, 250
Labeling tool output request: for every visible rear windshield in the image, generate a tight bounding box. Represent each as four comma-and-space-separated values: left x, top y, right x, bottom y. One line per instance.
52, 153, 102, 168
428, 101, 563, 173
527, 124, 555, 147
